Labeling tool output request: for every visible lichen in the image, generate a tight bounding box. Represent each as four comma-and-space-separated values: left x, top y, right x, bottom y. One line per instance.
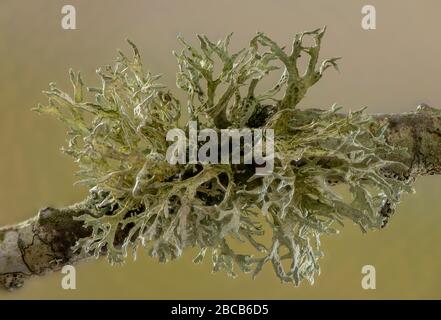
34, 28, 414, 285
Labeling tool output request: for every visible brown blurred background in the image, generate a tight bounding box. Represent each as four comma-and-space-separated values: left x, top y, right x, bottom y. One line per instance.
1, 0, 441, 299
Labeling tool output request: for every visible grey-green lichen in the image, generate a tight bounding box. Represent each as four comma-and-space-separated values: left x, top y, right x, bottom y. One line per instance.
34, 28, 414, 285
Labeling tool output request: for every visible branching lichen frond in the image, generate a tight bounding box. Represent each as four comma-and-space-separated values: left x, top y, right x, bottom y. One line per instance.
34, 31, 414, 286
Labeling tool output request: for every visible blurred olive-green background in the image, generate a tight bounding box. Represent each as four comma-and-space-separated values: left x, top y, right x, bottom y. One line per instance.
1, 0, 441, 299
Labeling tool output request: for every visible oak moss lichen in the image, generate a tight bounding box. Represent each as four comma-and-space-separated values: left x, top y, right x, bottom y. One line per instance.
34, 28, 413, 285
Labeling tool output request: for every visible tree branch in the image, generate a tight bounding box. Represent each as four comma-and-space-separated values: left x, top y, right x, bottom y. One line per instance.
1, 105, 440, 291
0, 197, 98, 290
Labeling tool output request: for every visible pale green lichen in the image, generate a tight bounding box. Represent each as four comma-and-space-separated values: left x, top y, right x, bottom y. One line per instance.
34, 28, 413, 285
